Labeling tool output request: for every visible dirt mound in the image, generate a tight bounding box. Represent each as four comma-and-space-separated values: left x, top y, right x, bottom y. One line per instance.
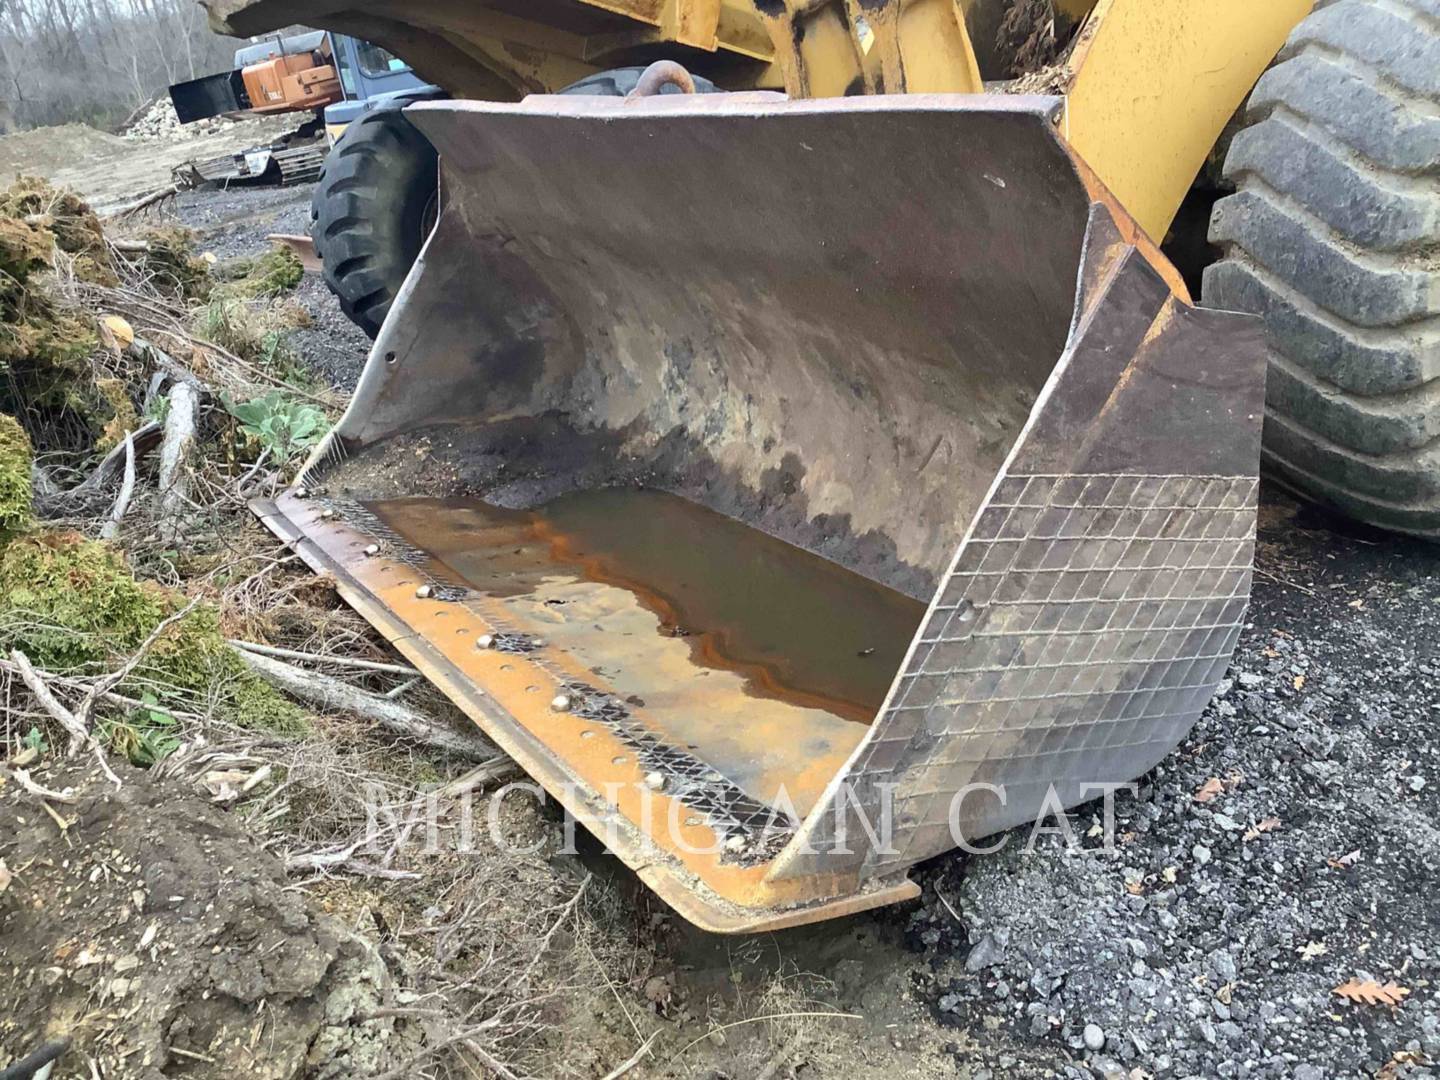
0, 760, 407, 1078
0, 125, 129, 182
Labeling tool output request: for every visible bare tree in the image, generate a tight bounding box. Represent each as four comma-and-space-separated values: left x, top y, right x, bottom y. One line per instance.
0, 0, 238, 132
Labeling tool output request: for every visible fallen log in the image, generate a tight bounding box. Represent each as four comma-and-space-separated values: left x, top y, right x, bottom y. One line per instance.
157, 380, 199, 543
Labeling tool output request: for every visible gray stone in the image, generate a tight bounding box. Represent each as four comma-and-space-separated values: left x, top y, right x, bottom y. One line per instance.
965, 933, 1006, 973
1083, 1024, 1106, 1051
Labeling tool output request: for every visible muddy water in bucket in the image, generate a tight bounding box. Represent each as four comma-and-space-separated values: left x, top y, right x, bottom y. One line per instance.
367, 489, 927, 815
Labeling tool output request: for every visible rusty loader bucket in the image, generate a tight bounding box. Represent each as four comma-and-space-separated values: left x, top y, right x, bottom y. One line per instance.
255, 90, 1267, 931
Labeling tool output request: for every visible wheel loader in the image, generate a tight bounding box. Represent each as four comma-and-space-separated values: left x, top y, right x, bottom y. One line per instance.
203, 0, 1438, 930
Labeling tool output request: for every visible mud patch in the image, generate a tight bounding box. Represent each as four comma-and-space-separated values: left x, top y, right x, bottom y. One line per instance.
0, 759, 409, 1079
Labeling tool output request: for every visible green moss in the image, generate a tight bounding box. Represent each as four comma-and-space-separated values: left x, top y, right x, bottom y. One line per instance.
0, 179, 109, 450
0, 177, 114, 286
95, 377, 139, 453
0, 412, 32, 538
214, 246, 304, 300
0, 532, 307, 734
238, 247, 304, 298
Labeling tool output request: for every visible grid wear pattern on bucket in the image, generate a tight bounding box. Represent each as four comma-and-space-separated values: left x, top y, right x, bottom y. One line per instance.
834, 471, 1259, 875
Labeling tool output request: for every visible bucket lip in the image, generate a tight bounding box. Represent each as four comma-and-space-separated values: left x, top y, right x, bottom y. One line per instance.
405, 90, 1066, 125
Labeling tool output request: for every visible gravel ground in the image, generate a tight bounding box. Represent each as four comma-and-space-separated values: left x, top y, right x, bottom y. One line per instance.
154, 184, 1440, 1079
167, 184, 373, 391
902, 493, 1440, 1079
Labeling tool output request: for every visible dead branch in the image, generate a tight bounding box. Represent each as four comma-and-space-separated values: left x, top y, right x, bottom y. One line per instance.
366, 1023, 516, 1080
99, 430, 137, 541
0, 764, 77, 804
234, 649, 506, 763
148, 327, 339, 408
8, 649, 123, 788
601, 1033, 659, 1080
107, 184, 180, 219
131, 338, 209, 391
33, 421, 163, 517
435, 759, 520, 798
158, 380, 199, 544
228, 639, 420, 677
0, 658, 203, 725
10, 648, 90, 755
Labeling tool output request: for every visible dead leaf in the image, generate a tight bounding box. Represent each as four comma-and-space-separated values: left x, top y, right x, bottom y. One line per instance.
1348, 598, 1365, 610
643, 973, 674, 1009
1378, 1050, 1427, 1080
1327, 849, 1362, 870
1293, 674, 1306, 690
1297, 941, 1327, 960
1331, 979, 1409, 1007
98, 314, 134, 351
1194, 777, 1225, 803
7, 745, 38, 768
1243, 817, 1281, 842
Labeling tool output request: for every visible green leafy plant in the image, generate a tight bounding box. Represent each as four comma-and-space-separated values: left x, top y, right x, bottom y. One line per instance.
224, 391, 327, 463
143, 392, 170, 425
21, 726, 47, 756
98, 691, 181, 766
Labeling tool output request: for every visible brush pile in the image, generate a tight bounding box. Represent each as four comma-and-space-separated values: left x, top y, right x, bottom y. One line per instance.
0, 181, 656, 1079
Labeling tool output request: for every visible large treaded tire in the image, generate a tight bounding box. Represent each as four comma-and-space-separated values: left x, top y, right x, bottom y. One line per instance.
311, 108, 438, 340
1203, 0, 1440, 536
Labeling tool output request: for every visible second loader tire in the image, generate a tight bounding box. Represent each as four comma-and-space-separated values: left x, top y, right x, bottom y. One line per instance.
311, 108, 439, 340
1203, 0, 1440, 536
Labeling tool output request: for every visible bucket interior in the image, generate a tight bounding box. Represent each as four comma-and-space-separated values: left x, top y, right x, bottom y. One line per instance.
364, 488, 929, 815
306, 94, 1100, 827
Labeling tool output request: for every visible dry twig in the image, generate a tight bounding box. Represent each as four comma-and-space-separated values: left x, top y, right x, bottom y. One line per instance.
228, 639, 419, 676
99, 429, 137, 540
0, 764, 76, 804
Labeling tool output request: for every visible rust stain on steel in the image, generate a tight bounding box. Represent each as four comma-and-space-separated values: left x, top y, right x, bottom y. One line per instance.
255, 491, 897, 926
348, 493, 889, 818
367, 491, 925, 725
